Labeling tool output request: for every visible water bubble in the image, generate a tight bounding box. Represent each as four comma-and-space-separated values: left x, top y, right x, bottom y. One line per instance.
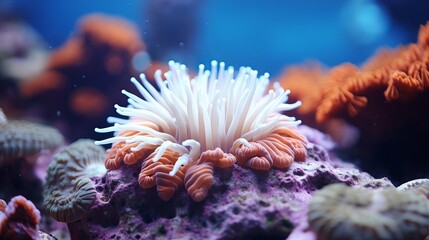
132, 51, 151, 72
341, 0, 389, 44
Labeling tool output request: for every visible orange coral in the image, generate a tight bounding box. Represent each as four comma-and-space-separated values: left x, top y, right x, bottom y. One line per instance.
272, 22, 429, 183
77, 14, 143, 58
0, 196, 41, 240
316, 21, 429, 122
19, 14, 147, 141
274, 62, 327, 116
315, 63, 368, 122
22, 14, 145, 100
275, 22, 429, 127
0, 199, 5, 212
69, 87, 109, 116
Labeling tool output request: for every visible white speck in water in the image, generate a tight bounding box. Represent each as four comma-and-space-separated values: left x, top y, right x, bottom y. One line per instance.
56, 111, 61, 117
179, 42, 184, 48
82, 75, 86, 79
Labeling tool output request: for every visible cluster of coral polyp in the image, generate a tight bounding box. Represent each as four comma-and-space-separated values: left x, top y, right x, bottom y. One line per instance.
274, 21, 429, 124
96, 61, 307, 201
315, 21, 429, 122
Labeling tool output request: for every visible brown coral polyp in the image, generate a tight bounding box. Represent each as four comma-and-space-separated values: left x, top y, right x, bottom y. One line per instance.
308, 184, 429, 240
0, 118, 64, 162
43, 139, 106, 223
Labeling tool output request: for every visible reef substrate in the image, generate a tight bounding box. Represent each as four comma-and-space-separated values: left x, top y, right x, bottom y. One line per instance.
80, 126, 392, 240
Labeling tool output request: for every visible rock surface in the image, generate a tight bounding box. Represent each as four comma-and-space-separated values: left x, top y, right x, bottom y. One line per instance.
82, 133, 393, 240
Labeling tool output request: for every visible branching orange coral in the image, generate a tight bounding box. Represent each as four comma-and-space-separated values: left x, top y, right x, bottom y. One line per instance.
22, 13, 145, 99
19, 14, 147, 141
316, 21, 429, 122
273, 22, 429, 183
96, 61, 308, 202
274, 63, 327, 116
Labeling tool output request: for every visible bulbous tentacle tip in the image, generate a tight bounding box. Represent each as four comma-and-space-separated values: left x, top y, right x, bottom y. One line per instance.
248, 157, 271, 170
191, 190, 208, 202
293, 149, 307, 162
158, 188, 175, 201
104, 144, 126, 170
138, 175, 155, 189
272, 155, 293, 169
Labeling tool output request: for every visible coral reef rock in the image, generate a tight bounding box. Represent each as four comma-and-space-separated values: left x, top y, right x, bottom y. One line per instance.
82, 127, 391, 240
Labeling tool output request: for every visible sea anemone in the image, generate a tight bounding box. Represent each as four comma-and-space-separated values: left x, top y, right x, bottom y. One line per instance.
95, 60, 307, 201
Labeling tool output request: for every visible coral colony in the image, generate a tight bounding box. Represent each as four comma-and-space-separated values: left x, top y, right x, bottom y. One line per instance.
94, 60, 308, 201
1, 19, 429, 240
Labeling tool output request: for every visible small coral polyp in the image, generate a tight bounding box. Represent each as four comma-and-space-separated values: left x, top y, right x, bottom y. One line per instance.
95, 60, 307, 201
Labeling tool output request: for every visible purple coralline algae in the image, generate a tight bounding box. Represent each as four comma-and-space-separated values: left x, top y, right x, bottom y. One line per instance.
80, 126, 392, 240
